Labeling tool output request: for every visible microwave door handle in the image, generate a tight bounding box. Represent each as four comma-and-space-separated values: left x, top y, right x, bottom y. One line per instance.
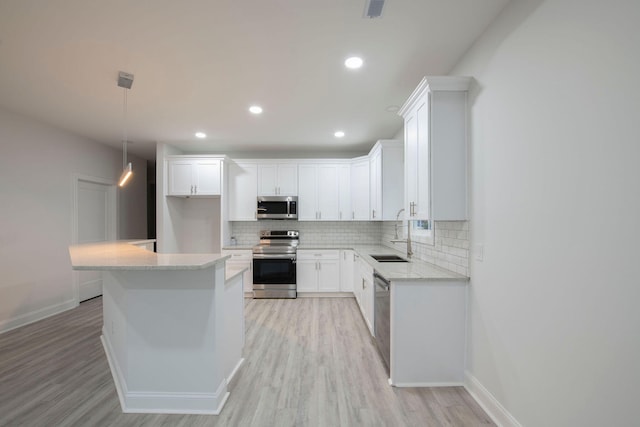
257, 207, 267, 212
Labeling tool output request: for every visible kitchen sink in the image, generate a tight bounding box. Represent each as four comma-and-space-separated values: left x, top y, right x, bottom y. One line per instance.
370, 254, 409, 263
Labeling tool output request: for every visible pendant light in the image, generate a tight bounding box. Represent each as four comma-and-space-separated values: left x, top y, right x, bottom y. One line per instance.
118, 71, 134, 187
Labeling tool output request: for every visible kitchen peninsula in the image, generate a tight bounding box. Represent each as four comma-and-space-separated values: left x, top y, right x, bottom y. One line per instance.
68, 241, 244, 415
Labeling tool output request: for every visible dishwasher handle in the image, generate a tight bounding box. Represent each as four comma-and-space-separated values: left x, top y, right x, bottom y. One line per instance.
374, 272, 390, 291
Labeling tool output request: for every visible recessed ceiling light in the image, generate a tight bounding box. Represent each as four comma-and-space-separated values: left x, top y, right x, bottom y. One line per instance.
344, 57, 364, 69
195, 132, 207, 139
334, 131, 345, 138
249, 105, 263, 114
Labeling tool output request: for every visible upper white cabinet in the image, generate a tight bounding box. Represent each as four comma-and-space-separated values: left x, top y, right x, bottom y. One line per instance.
298, 162, 348, 221
258, 163, 298, 196
350, 157, 370, 221
167, 157, 222, 197
368, 140, 404, 221
399, 76, 470, 220
228, 162, 258, 221
337, 165, 351, 221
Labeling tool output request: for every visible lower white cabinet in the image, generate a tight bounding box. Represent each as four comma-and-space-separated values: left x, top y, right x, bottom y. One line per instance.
296, 250, 340, 292
339, 250, 354, 292
389, 279, 467, 385
354, 254, 374, 336
222, 249, 253, 293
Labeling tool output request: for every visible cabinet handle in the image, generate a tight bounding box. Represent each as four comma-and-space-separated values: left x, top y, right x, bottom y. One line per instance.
194, 185, 197, 194
319, 211, 321, 220
190, 185, 194, 194
372, 209, 376, 219
352, 211, 355, 220
362, 278, 365, 290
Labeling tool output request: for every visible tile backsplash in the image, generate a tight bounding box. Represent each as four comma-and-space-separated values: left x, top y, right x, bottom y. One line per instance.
381, 221, 470, 276
230, 221, 382, 246
230, 220, 469, 276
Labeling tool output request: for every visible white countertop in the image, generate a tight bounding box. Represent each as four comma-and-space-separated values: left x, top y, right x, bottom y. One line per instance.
69, 241, 229, 271
223, 243, 467, 281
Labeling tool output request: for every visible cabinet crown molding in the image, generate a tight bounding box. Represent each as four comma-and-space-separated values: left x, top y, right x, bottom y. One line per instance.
398, 76, 472, 117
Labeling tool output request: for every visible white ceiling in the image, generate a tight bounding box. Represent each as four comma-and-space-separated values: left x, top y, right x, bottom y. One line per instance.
0, 0, 509, 160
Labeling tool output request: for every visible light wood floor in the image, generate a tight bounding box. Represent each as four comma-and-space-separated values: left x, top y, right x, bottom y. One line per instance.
0, 297, 494, 426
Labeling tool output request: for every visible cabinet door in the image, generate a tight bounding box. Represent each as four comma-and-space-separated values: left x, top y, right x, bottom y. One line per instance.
339, 250, 354, 292
276, 163, 298, 196
297, 164, 318, 220
228, 162, 258, 221
168, 160, 194, 196
414, 98, 430, 219
362, 272, 375, 335
194, 159, 221, 195
258, 164, 278, 196
369, 149, 381, 220
318, 258, 340, 292
317, 164, 340, 220
351, 159, 370, 220
337, 165, 351, 221
296, 259, 318, 292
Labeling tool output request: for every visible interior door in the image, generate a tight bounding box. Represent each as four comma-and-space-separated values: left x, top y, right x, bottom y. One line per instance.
76, 178, 116, 301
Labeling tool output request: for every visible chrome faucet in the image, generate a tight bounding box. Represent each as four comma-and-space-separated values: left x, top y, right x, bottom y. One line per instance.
391, 208, 413, 259
394, 208, 405, 239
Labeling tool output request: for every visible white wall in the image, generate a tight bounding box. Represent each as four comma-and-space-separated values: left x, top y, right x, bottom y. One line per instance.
0, 107, 147, 333
451, 1, 640, 425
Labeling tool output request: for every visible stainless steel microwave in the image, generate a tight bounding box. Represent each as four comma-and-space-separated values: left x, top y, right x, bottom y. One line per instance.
257, 196, 298, 220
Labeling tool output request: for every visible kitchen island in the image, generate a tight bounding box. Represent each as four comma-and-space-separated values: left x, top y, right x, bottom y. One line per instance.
68, 241, 244, 415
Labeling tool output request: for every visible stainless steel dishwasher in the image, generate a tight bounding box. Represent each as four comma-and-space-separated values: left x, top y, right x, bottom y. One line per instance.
374, 272, 391, 375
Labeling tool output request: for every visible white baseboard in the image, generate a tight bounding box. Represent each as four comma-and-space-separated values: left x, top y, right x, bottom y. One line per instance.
392, 381, 464, 387
227, 357, 245, 384
464, 371, 522, 427
101, 333, 229, 415
0, 299, 77, 334
297, 292, 354, 298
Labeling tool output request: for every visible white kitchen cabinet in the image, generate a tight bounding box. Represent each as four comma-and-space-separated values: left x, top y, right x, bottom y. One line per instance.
339, 250, 354, 292
228, 162, 258, 221
296, 250, 340, 292
399, 76, 470, 220
167, 157, 222, 197
350, 157, 370, 220
368, 140, 404, 221
355, 255, 374, 336
298, 163, 342, 221
337, 164, 351, 221
222, 249, 253, 293
258, 163, 298, 196
369, 147, 381, 220
389, 279, 467, 386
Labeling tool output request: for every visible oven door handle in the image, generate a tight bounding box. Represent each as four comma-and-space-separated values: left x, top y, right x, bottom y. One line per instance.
252, 254, 297, 260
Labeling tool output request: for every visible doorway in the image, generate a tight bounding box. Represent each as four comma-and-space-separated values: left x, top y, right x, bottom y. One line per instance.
72, 175, 117, 302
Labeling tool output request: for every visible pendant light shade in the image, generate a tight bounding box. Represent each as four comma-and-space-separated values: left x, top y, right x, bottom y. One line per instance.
118, 71, 134, 187
119, 161, 132, 187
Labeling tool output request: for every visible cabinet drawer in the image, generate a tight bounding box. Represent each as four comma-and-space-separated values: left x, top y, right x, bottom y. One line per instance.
297, 250, 340, 261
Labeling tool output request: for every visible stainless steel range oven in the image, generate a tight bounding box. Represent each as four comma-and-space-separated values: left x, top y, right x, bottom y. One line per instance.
252, 230, 299, 298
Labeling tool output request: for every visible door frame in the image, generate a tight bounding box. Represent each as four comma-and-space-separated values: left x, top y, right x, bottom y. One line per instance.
71, 173, 117, 304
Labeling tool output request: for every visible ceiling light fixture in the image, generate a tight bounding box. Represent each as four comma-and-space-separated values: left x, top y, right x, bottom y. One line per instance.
195, 132, 207, 139
249, 105, 263, 114
334, 131, 345, 138
344, 57, 364, 69
363, 0, 386, 18
117, 71, 134, 187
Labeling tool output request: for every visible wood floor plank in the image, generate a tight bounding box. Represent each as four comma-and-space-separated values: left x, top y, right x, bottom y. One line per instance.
0, 296, 495, 426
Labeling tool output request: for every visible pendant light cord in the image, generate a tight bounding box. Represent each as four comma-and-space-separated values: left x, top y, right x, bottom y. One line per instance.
122, 87, 128, 168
